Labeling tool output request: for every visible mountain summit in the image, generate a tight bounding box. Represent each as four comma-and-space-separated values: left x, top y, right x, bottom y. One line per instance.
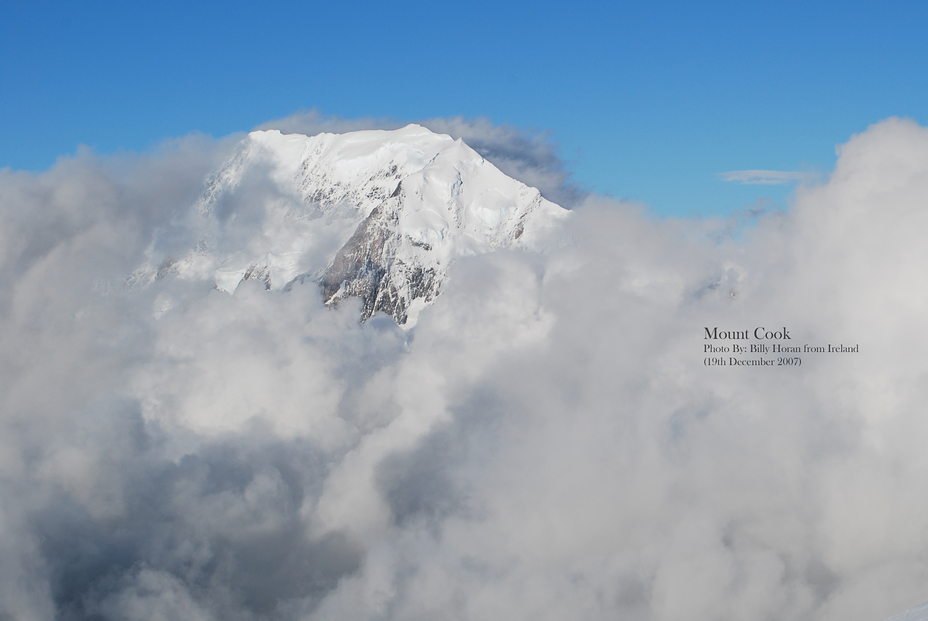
132, 124, 568, 326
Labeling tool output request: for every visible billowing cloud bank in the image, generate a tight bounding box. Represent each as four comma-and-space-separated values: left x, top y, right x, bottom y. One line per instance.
1, 118, 927, 621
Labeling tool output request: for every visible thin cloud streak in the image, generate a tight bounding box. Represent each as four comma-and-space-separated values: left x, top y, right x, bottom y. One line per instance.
717, 169, 821, 185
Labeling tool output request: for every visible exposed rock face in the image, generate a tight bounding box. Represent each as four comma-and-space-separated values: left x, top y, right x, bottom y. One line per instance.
132, 124, 568, 326
320, 200, 443, 325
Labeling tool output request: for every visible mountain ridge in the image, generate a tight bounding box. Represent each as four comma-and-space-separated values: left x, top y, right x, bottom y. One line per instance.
131, 124, 568, 326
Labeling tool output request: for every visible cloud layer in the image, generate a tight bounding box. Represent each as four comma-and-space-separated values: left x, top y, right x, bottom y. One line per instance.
1, 117, 927, 621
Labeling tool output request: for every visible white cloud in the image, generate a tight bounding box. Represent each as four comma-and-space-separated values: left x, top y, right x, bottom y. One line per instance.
0, 117, 927, 621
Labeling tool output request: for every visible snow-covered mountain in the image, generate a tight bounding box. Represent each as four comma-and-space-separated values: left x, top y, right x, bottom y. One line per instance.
131, 124, 568, 326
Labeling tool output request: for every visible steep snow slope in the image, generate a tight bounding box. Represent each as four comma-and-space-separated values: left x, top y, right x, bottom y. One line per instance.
131, 124, 567, 326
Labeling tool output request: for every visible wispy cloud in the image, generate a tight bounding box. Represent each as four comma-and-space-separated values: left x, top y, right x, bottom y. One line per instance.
717, 169, 821, 185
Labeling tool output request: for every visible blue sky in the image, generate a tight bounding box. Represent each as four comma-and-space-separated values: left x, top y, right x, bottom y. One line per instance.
2, 0, 926, 217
